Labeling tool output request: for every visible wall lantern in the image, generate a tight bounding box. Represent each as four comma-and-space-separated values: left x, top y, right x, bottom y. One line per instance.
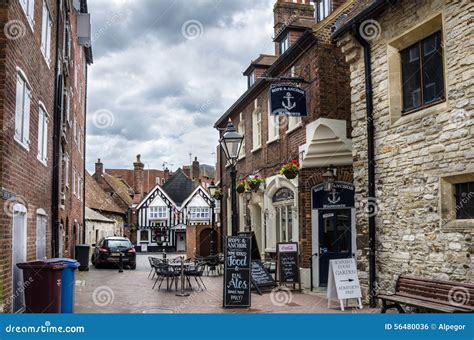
322, 166, 336, 192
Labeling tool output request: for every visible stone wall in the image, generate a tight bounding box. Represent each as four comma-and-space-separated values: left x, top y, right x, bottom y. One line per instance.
337, 0, 473, 295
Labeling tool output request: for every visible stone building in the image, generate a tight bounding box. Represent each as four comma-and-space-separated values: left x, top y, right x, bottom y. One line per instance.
333, 0, 473, 299
0, 0, 91, 312
215, 0, 357, 288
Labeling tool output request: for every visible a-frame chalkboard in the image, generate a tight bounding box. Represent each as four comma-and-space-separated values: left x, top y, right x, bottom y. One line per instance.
277, 242, 301, 290
238, 231, 261, 261
250, 260, 277, 295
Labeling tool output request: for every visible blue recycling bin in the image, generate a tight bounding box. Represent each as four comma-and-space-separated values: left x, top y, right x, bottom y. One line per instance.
51, 258, 80, 313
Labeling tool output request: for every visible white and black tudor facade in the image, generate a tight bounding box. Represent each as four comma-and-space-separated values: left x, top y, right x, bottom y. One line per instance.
135, 169, 215, 253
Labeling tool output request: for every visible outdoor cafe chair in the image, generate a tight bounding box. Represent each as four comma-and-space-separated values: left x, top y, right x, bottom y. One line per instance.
185, 262, 207, 291
152, 262, 180, 291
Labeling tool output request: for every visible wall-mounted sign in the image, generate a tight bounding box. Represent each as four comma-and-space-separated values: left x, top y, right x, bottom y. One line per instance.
269, 85, 307, 117
312, 182, 355, 209
327, 258, 363, 311
277, 242, 300, 289
223, 236, 252, 308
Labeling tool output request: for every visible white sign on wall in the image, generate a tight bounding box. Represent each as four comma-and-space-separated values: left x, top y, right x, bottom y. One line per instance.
327, 258, 363, 311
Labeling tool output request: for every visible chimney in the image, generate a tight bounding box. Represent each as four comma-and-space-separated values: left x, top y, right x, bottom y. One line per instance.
164, 168, 170, 182
273, 0, 314, 36
192, 157, 200, 181
183, 166, 191, 178
133, 154, 144, 196
95, 159, 103, 175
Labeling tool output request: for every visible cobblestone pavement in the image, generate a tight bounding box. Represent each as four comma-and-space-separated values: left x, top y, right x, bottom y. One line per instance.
75, 254, 378, 314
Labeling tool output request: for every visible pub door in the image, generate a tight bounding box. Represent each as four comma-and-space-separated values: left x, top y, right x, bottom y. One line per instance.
318, 209, 352, 286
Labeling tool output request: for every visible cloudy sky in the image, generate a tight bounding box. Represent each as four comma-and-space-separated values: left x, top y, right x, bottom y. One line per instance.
86, 0, 275, 173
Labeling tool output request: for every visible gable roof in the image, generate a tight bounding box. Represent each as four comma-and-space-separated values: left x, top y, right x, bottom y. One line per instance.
161, 168, 196, 206
180, 185, 212, 209
135, 182, 177, 210
85, 173, 125, 214
101, 173, 134, 207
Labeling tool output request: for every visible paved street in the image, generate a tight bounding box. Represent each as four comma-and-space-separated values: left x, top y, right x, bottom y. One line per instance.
74, 254, 377, 314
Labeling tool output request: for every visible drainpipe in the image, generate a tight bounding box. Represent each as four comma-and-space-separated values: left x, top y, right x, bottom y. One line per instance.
82, 62, 89, 244
352, 23, 377, 308
51, 0, 62, 258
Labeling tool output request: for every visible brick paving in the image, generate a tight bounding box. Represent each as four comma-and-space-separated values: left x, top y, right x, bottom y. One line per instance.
74, 255, 378, 314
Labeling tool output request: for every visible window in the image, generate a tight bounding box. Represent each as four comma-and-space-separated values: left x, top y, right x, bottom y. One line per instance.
41, 1, 52, 63
139, 230, 149, 242
455, 182, 474, 219
72, 169, 76, 195
238, 116, 245, 158
15, 72, 31, 148
64, 153, 70, 188
315, 0, 332, 22
37, 105, 48, 164
401, 31, 444, 113
279, 34, 289, 54
275, 206, 293, 242
252, 100, 261, 150
36, 210, 47, 259
268, 101, 279, 142
150, 206, 167, 219
64, 21, 71, 61
248, 70, 256, 88
20, 0, 35, 26
189, 207, 210, 220
64, 89, 70, 124
288, 116, 302, 132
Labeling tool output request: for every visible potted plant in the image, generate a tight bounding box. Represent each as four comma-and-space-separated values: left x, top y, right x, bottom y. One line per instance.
247, 176, 265, 192
212, 189, 223, 200
236, 181, 246, 193
279, 159, 300, 179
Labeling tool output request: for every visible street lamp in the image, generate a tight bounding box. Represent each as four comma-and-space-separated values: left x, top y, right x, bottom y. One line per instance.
208, 182, 218, 255
322, 166, 336, 192
219, 119, 244, 236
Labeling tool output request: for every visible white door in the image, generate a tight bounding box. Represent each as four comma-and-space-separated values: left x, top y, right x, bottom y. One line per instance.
176, 233, 186, 252
12, 206, 27, 313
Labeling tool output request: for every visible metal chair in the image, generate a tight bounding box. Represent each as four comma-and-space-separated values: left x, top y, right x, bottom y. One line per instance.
185, 262, 207, 291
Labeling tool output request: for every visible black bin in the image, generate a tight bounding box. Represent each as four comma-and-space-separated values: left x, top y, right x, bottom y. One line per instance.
75, 244, 90, 271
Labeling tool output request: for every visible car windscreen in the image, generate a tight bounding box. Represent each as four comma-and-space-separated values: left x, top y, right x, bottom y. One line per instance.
106, 240, 131, 248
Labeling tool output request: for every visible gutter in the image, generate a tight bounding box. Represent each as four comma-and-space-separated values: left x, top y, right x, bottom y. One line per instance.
51, 0, 62, 257
352, 23, 377, 308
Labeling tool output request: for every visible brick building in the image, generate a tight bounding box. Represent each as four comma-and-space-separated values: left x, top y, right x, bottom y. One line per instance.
333, 0, 473, 300
0, 0, 91, 312
215, 0, 356, 288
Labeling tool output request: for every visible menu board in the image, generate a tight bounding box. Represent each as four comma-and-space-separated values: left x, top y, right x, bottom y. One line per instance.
223, 236, 252, 308
277, 242, 300, 285
251, 260, 277, 293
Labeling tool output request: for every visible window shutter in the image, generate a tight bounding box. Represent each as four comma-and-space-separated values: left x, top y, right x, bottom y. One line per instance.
24, 90, 31, 144
15, 77, 24, 139
41, 3, 47, 53
44, 117, 48, 161
37, 109, 44, 158
28, 0, 35, 23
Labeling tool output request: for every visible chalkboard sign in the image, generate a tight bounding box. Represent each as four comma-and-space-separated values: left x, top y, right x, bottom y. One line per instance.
223, 236, 252, 308
238, 231, 261, 260
277, 242, 300, 286
251, 260, 277, 294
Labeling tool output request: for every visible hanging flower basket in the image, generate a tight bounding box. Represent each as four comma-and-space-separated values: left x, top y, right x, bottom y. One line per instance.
212, 189, 223, 200
247, 176, 265, 192
279, 160, 300, 179
236, 182, 246, 193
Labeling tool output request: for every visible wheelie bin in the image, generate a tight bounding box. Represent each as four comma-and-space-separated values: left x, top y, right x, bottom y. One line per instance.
75, 244, 90, 271
51, 258, 80, 313
16, 259, 65, 313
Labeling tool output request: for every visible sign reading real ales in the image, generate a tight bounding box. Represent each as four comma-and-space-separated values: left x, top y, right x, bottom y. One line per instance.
223, 236, 251, 308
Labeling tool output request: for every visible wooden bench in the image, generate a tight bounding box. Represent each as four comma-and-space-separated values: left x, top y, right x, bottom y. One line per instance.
378, 275, 474, 313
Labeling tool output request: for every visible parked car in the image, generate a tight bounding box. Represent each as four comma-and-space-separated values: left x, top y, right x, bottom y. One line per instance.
91, 237, 136, 269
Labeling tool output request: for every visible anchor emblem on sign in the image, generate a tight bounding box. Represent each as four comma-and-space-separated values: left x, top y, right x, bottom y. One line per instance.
327, 189, 340, 205
282, 92, 296, 111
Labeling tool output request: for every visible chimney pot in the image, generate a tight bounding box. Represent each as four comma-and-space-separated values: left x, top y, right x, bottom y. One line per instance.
95, 159, 104, 175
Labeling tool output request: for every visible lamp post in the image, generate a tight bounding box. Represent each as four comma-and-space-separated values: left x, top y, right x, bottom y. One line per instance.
208, 182, 218, 255
219, 120, 244, 236
244, 190, 252, 232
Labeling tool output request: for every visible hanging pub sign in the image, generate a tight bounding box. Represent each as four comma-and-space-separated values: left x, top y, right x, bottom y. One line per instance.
223, 235, 252, 308
312, 182, 355, 209
269, 85, 307, 117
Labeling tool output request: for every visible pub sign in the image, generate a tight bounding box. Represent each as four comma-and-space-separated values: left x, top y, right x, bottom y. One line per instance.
269, 85, 307, 117
312, 182, 355, 209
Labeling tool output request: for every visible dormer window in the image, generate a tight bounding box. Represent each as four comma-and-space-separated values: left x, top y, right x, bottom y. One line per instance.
279, 33, 289, 55
248, 70, 256, 88
315, 0, 332, 22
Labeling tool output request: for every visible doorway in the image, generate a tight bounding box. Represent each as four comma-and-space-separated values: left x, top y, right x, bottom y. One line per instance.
176, 232, 186, 252
199, 228, 212, 257
12, 205, 27, 312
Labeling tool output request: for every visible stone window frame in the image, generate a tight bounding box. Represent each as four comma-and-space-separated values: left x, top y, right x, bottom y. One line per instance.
387, 13, 449, 126
439, 172, 474, 230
